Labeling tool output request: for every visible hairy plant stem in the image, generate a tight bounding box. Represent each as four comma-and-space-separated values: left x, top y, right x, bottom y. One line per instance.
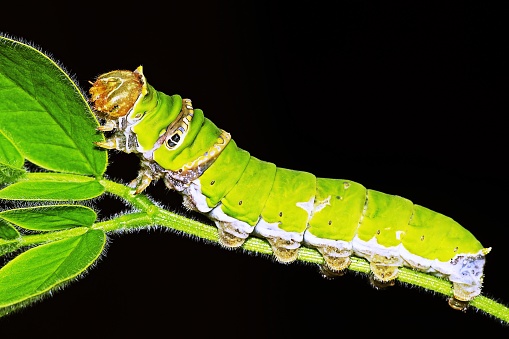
100, 179, 509, 324
12, 178, 509, 324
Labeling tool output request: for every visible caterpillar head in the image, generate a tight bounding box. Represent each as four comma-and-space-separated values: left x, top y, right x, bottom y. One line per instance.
89, 67, 144, 119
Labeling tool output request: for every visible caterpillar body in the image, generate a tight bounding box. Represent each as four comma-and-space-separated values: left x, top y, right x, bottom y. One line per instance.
89, 66, 490, 310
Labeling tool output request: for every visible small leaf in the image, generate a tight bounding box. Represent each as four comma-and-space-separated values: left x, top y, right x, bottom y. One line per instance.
0, 173, 104, 201
0, 239, 20, 257
0, 205, 96, 231
0, 219, 19, 240
0, 131, 25, 184
0, 164, 25, 185
0, 131, 23, 168
0, 230, 106, 312
0, 35, 107, 176
0, 220, 20, 256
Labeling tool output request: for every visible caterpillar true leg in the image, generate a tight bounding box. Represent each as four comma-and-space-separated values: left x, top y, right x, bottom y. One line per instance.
90, 66, 491, 311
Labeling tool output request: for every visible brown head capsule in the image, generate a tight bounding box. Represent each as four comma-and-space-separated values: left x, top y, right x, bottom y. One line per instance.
89, 69, 143, 118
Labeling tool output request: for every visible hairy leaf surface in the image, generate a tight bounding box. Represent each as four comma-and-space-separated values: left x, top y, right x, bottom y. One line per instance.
0, 35, 107, 176
0, 205, 96, 231
0, 173, 104, 200
0, 230, 106, 311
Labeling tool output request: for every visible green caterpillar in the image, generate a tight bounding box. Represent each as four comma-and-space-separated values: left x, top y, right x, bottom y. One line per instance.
89, 66, 490, 311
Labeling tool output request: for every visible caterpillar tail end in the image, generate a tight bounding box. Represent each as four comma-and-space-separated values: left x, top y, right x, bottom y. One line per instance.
446, 248, 490, 311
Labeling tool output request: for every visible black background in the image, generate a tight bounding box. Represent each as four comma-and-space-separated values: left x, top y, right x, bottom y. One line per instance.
1, 0, 508, 336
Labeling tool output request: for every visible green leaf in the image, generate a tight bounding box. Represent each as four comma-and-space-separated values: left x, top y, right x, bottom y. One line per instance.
0, 219, 19, 240
0, 219, 20, 256
0, 131, 25, 183
0, 173, 104, 201
0, 205, 96, 231
0, 239, 20, 257
0, 164, 25, 185
0, 35, 107, 177
0, 230, 106, 313
0, 131, 23, 168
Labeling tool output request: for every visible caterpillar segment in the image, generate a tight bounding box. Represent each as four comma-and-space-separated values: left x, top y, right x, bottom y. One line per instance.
89, 66, 491, 310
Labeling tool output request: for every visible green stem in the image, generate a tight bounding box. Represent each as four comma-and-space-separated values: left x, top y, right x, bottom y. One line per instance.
156, 208, 509, 324
99, 179, 158, 213
97, 179, 509, 324
16, 178, 509, 324
92, 212, 154, 233
14, 213, 153, 247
